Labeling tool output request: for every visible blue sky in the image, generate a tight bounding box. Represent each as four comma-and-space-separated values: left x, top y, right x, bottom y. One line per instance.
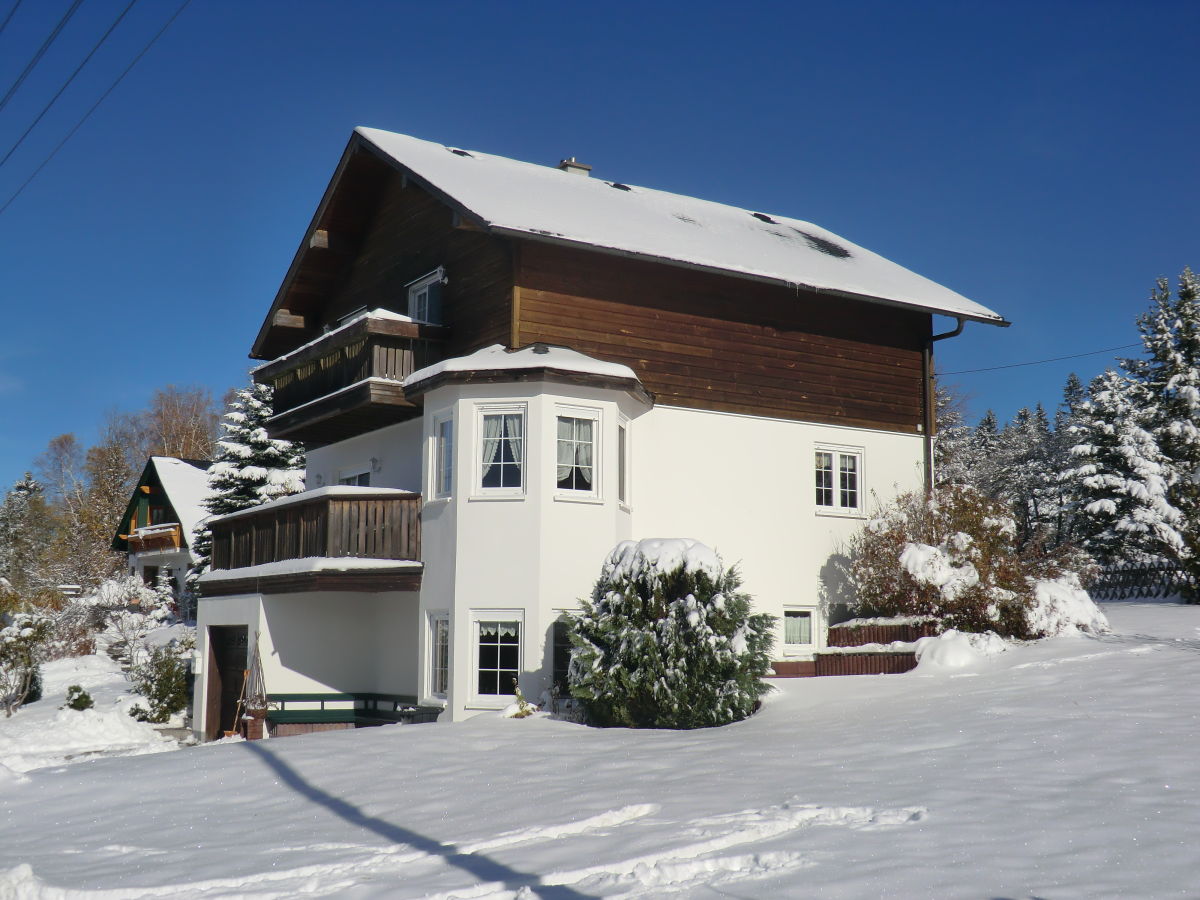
0, 0, 1197, 487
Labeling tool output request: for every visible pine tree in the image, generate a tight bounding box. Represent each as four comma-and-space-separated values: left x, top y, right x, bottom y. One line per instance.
0, 475, 44, 595
188, 383, 305, 590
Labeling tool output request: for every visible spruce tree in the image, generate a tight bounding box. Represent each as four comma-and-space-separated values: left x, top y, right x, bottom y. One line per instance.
187, 383, 305, 591
0, 475, 43, 595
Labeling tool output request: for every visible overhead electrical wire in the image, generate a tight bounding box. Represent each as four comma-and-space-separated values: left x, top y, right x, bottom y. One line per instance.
0, 0, 192, 218
939, 342, 1143, 376
0, 0, 85, 115
0, 0, 25, 40
0, 0, 140, 170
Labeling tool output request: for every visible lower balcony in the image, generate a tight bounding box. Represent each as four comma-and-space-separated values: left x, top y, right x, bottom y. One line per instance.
127, 523, 184, 553
201, 487, 422, 597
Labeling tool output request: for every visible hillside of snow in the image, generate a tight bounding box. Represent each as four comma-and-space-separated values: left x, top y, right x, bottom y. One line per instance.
1, 601, 1198, 898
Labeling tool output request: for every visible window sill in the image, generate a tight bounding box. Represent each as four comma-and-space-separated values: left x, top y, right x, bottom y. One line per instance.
553, 493, 604, 506
782, 646, 816, 657
815, 508, 866, 520
419, 696, 448, 708
466, 698, 513, 711
468, 493, 526, 503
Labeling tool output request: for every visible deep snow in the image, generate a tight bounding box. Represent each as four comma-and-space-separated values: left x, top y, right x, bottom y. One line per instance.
1, 601, 1198, 898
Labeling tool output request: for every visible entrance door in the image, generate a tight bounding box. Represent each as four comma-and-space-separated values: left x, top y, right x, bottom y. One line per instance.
205, 626, 248, 740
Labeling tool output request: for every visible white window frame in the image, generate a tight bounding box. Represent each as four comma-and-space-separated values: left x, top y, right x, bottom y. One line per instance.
814, 445, 864, 516
427, 611, 450, 699
554, 405, 601, 502
473, 404, 527, 499
406, 267, 445, 324
782, 607, 816, 655
431, 412, 454, 500
617, 416, 630, 509
337, 470, 371, 487
469, 609, 524, 707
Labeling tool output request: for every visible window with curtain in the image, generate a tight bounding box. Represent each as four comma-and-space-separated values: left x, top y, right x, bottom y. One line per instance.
556, 415, 594, 491
784, 610, 813, 645
435, 417, 453, 498
476, 620, 520, 695
480, 412, 523, 489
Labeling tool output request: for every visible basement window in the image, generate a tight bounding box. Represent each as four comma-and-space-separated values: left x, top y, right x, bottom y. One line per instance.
784, 609, 813, 646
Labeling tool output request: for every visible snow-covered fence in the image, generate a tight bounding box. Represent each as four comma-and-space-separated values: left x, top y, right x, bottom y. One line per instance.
1088, 562, 1196, 601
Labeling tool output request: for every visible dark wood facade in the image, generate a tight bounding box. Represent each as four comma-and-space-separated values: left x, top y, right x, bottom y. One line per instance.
251, 139, 933, 444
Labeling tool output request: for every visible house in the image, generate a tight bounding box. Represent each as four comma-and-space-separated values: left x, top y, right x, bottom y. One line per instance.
112, 456, 212, 593
193, 128, 1007, 738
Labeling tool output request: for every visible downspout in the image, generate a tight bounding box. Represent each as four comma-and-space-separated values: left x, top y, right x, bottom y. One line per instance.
924, 317, 965, 494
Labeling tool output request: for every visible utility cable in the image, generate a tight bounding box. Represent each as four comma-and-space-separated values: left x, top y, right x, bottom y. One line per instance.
0, 0, 191, 218
0, 0, 139, 170
939, 342, 1143, 376
0, 0, 85, 114
0, 0, 24, 40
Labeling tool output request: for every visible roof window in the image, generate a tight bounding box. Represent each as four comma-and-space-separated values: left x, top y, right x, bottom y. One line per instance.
608, 182, 632, 192
447, 147, 473, 158
795, 229, 852, 259
751, 212, 778, 224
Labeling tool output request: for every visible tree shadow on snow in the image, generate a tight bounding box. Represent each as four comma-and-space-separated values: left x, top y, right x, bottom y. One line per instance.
243, 740, 597, 899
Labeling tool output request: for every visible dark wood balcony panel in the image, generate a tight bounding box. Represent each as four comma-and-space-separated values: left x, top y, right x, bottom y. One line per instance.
201, 569, 422, 598
264, 379, 420, 447
210, 490, 422, 572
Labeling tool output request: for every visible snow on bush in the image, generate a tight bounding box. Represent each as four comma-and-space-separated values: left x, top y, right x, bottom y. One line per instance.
845, 485, 1102, 639
1026, 573, 1110, 636
914, 629, 1007, 672
569, 539, 774, 729
0, 612, 51, 717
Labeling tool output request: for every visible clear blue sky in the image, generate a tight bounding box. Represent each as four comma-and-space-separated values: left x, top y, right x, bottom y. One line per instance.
1, 0, 1197, 487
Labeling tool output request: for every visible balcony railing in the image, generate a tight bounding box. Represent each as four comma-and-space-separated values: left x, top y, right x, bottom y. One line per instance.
127, 523, 183, 554
210, 489, 422, 572
253, 315, 446, 446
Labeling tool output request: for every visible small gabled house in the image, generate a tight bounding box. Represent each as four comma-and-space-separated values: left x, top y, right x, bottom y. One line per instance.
193, 128, 1008, 738
113, 456, 212, 591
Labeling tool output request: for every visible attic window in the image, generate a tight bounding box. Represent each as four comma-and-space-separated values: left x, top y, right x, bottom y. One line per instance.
673, 213, 699, 225
795, 229, 852, 259
751, 212, 778, 224
608, 182, 632, 192
448, 148, 473, 158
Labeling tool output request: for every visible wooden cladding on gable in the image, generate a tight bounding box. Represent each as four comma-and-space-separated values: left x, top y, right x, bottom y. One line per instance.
515, 242, 929, 432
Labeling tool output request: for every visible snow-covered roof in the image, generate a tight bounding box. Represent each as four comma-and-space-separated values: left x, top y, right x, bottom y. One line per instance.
148, 457, 211, 544
356, 127, 1006, 325
208, 485, 419, 524
403, 343, 641, 391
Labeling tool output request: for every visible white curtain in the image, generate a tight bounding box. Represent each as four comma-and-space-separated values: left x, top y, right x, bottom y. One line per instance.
557, 417, 574, 482
576, 419, 593, 474
481, 415, 503, 481
504, 414, 522, 467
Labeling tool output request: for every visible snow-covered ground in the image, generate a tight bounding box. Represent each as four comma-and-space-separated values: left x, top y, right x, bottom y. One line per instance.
1, 600, 1198, 898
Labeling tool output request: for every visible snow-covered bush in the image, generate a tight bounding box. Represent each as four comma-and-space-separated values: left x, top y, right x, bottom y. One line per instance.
569, 539, 775, 729
90, 575, 176, 668
845, 486, 1104, 639
62, 684, 94, 711
0, 611, 51, 717
128, 642, 190, 723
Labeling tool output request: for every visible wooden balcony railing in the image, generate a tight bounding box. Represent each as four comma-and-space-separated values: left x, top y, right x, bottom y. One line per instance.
253, 315, 446, 446
210, 490, 422, 572
126, 523, 183, 554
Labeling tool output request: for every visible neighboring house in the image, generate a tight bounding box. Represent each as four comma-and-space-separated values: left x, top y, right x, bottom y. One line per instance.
112, 456, 211, 592
193, 127, 1008, 738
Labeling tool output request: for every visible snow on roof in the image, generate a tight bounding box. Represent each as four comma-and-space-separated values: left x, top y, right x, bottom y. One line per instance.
148, 458, 211, 544
404, 343, 640, 390
356, 128, 1006, 325
199, 556, 421, 584
208, 485, 418, 524
252, 308, 414, 373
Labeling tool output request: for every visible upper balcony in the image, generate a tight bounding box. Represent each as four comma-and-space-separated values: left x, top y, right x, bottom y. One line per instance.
202, 487, 422, 597
253, 311, 447, 447
126, 523, 184, 554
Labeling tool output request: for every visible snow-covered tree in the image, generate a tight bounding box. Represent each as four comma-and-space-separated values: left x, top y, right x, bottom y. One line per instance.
0, 474, 44, 595
0, 610, 51, 717
188, 383, 305, 591
568, 539, 774, 729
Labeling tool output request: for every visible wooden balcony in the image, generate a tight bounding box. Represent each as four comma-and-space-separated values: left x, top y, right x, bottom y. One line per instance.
126, 523, 184, 554
254, 315, 447, 448
204, 489, 422, 596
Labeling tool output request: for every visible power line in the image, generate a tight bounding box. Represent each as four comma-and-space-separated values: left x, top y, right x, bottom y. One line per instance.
0, 0, 25, 40
0, 0, 85, 114
0, 0, 191, 218
0, 0, 140, 171
939, 342, 1143, 376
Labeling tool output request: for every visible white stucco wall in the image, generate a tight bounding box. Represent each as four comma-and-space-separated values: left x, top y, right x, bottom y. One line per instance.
305, 419, 423, 490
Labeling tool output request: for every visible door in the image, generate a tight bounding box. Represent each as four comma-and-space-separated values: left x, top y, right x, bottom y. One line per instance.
205, 626, 248, 740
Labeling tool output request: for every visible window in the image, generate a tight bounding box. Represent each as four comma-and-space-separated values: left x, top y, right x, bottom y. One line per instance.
434, 416, 453, 498
815, 448, 861, 513
429, 612, 449, 697
551, 618, 572, 696
784, 610, 813, 645
407, 268, 445, 323
617, 422, 628, 504
339, 472, 370, 487
556, 414, 595, 492
476, 619, 521, 696
480, 409, 524, 491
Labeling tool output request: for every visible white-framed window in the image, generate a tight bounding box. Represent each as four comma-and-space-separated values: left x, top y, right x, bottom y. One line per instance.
555, 407, 599, 497
815, 447, 862, 513
617, 419, 629, 506
477, 405, 525, 495
406, 267, 445, 324
338, 471, 370, 487
472, 610, 523, 700
783, 609, 814, 648
433, 414, 454, 499
428, 611, 449, 697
